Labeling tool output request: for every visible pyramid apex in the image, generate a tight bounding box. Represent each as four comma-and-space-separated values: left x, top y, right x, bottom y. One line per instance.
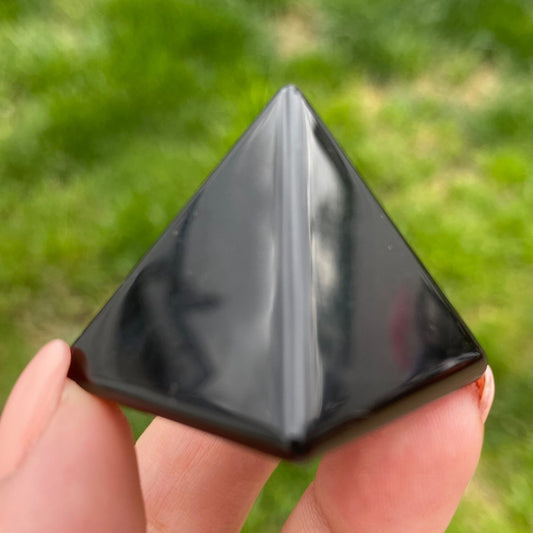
274, 84, 305, 101
279, 83, 301, 92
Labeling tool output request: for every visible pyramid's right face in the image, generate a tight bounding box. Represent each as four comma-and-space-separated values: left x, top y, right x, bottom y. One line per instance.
70, 86, 486, 459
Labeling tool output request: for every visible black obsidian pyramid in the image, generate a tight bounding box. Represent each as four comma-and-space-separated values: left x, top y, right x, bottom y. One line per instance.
70, 86, 486, 459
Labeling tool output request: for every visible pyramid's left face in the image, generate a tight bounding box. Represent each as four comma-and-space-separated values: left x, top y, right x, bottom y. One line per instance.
72, 90, 298, 450
71, 87, 485, 458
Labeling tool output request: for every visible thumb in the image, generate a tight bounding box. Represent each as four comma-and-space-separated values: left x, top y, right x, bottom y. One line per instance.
0, 340, 70, 477
0, 340, 145, 533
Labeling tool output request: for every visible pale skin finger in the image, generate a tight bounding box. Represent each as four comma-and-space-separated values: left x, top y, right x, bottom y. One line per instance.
282, 367, 495, 533
136, 418, 279, 533
0, 340, 145, 533
0, 340, 71, 478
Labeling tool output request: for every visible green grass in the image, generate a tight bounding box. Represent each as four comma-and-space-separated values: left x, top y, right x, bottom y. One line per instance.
1, 0, 532, 530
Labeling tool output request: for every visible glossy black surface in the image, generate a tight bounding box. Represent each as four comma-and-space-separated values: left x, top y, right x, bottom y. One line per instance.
70, 86, 486, 459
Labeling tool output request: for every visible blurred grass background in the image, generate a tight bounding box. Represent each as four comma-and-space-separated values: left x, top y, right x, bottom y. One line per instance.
0, 0, 532, 530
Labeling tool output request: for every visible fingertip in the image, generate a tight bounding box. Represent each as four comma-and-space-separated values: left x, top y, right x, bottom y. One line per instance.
0, 339, 71, 478
39, 338, 71, 359
477, 366, 495, 424
28, 339, 72, 377
3, 376, 145, 532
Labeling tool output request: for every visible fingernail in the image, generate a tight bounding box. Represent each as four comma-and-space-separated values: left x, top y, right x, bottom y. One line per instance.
476, 366, 495, 424
0, 339, 71, 478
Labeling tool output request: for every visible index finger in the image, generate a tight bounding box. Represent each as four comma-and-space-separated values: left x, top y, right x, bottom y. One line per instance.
136, 417, 278, 533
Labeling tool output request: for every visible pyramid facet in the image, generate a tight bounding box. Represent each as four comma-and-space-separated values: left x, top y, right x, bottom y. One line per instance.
70, 86, 486, 458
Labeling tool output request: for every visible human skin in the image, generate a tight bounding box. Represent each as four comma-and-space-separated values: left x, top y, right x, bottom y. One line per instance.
0, 339, 494, 532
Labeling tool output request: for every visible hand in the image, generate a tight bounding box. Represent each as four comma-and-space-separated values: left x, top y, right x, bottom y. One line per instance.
0, 340, 494, 532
